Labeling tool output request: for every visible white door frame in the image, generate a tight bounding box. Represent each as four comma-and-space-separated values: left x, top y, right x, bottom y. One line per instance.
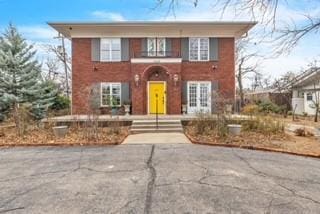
147, 81, 167, 114
187, 81, 211, 114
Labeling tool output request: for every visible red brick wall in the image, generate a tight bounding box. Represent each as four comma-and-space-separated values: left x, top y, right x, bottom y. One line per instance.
71, 37, 235, 114
72, 38, 131, 114
182, 38, 235, 99
130, 63, 182, 114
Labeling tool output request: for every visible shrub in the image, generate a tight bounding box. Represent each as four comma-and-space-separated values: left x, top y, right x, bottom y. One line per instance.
0, 114, 4, 122
242, 104, 259, 115
294, 128, 314, 137
191, 112, 228, 137
50, 95, 70, 111
257, 101, 281, 114
241, 116, 284, 134
287, 111, 293, 116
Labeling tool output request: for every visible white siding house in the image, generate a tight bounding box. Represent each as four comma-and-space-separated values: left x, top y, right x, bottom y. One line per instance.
292, 68, 320, 115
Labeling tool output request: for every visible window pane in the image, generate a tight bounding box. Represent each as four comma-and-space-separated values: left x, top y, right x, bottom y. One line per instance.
101, 83, 121, 106
200, 83, 209, 107
200, 38, 209, 60
111, 39, 121, 51
100, 50, 109, 61
111, 84, 121, 106
100, 38, 121, 61
112, 95, 121, 106
101, 39, 110, 51
189, 38, 199, 60
148, 38, 156, 56
102, 84, 110, 94
112, 84, 121, 95
157, 38, 166, 56
102, 94, 111, 106
189, 84, 197, 107
112, 50, 121, 61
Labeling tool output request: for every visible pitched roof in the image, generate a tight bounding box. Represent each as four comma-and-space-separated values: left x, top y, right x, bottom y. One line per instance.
292, 67, 320, 88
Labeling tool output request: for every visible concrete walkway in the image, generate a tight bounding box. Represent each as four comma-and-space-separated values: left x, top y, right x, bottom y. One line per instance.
123, 133, 191, 144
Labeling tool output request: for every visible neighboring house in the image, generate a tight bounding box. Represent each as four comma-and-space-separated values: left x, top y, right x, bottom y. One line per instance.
292, 67, 320, 115
49, 21, 256, 115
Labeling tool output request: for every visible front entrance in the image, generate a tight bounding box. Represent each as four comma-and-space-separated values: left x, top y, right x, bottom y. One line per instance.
187, 81, 211, 114
148, 81, 166, 114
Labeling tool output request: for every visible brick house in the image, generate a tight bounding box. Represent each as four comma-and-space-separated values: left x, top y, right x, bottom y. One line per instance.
49, 21, 256, 115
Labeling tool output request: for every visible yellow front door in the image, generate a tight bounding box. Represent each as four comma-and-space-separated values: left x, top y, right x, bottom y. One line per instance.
149, 82, 166, 114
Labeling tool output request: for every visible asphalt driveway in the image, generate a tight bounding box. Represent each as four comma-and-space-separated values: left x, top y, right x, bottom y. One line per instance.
0, 144, 320, 213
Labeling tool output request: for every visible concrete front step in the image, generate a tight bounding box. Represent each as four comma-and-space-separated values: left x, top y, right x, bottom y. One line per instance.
130, 128, 184, 134
132, 123, 181, 127
132, 120, 181, 124
131, 119, 183, 134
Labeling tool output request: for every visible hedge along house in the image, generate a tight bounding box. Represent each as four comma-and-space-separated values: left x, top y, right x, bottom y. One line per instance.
48, 21, 256, 115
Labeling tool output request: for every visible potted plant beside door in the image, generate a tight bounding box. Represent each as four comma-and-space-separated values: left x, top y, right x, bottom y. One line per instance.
182, 102, 187, 115
123, 100, 131, 116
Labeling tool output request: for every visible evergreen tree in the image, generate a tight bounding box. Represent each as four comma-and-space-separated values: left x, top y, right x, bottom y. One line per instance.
0, 24, 56, 126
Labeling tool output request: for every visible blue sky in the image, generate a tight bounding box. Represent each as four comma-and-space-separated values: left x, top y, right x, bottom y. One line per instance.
0, 0, 319, 86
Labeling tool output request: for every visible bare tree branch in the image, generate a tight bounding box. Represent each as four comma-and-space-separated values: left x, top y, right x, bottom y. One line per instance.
155, 0, 320, 54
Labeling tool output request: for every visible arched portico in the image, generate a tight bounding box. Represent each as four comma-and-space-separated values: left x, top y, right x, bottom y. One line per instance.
131, 63, 182, 115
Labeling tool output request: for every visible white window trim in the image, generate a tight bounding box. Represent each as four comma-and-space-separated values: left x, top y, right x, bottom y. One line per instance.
147, 37, 166, 57
306, 92, 313, 101
189, 37, 210, 62
100, 38, 121, 62
187, 81, 212, 114
100, 82, 122, 107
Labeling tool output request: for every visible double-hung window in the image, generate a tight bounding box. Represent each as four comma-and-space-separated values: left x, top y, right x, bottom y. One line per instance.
306, 93, 313, 101
101, 83, 121, 107
100, 38, 121, 62
189, 38, 209, 61
147, 38, 166, 57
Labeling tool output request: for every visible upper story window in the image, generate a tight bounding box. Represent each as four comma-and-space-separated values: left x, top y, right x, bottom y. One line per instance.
189, 38, 209, 61
100, 38, 121, 62
147, 38, 166, 57
101, 83, 121, 107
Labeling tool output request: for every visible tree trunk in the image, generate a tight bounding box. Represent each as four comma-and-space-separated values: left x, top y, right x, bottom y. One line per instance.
315, 107, 318, 122
13, 103, 22, 136
237, 64, 244, 111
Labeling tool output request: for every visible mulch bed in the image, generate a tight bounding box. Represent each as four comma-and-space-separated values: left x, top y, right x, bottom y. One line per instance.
0, 125, 129, 147
185, 127, 320, 158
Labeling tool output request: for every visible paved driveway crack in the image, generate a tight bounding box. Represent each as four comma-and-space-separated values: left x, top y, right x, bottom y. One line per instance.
144, 145, 156, 214
232, 149, 320, 205
0, 206, 25, 213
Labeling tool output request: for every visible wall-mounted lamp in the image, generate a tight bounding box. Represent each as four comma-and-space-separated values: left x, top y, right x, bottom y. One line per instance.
212, 65, 218, 71
173, 74, 179, 86
134, 74, 140, 87
155, 71, 159, 77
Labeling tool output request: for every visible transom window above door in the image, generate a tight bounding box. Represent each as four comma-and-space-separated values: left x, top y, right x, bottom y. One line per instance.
147, 38, 166, 57
189, 38, 209, 61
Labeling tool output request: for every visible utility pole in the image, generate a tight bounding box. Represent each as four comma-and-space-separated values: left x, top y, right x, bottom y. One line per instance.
54, 33, 70, 98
